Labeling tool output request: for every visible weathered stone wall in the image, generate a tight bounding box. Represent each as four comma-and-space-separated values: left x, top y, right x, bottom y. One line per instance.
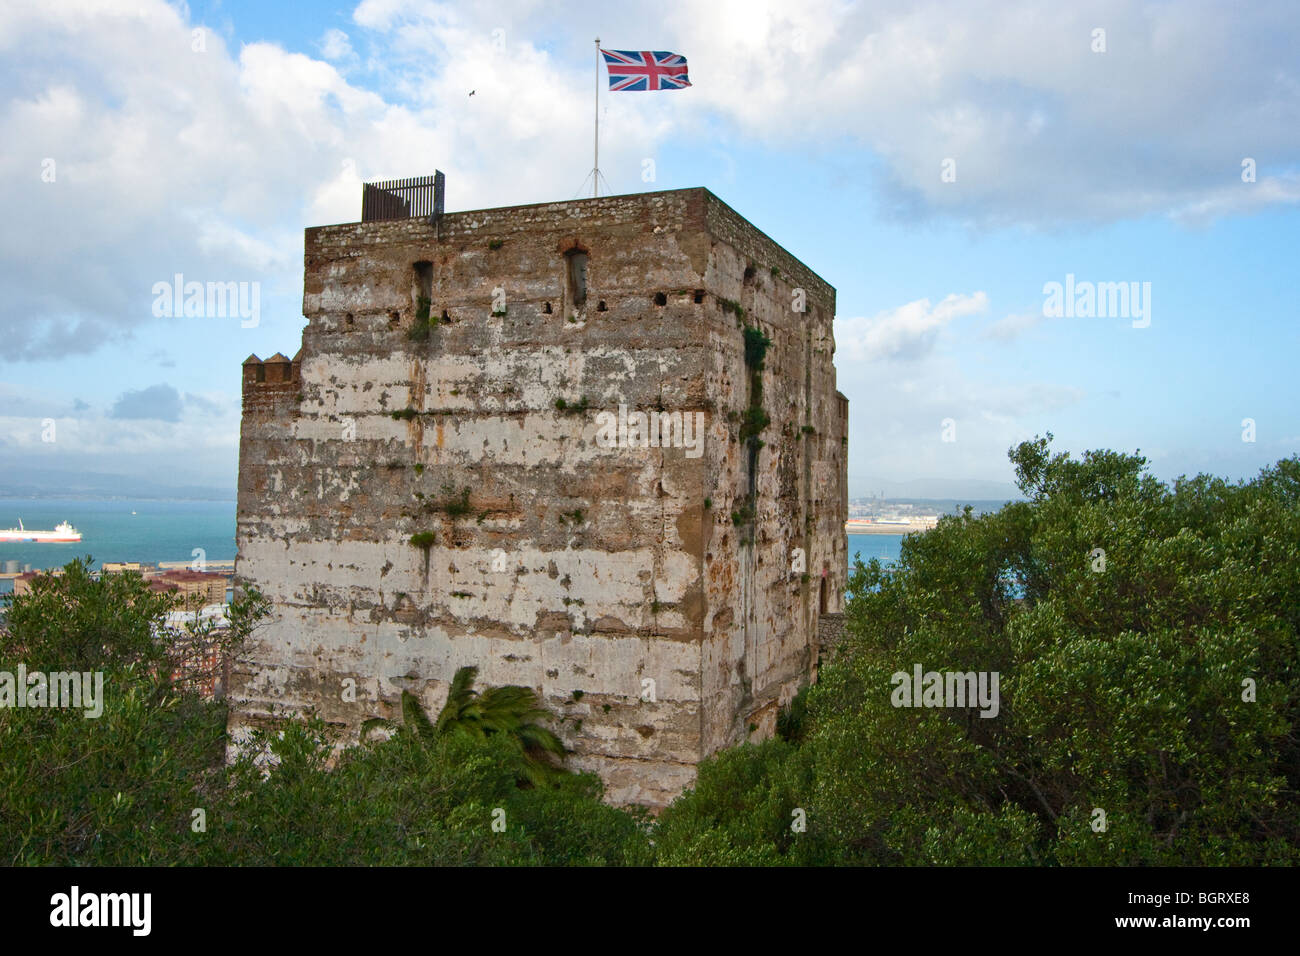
694, 196, 846, 752
231, 187, 846, 807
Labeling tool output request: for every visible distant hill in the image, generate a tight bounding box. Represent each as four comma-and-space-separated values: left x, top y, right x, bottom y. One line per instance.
848, 474, 1023, 502
0, 468, 235, 501
862, 497, 1017, 516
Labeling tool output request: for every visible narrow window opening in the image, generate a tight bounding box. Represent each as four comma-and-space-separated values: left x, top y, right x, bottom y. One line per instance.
819, 577, 828, 615
743, 264, 756, 284
597, 300, 607, 312
345, 312, 354, 328
413, 261, 433, 300
693, 290, 705, 304
565, 249, 588, 310
412, 262, 434, 333
389, 311, 401, 328
543, 302, 553, 314
653, 292, 667, 306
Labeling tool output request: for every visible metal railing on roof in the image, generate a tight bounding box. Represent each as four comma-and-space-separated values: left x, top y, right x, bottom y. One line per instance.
361, 171, 445, 222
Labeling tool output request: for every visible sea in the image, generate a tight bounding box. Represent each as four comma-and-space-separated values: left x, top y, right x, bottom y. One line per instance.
0, 504, 904, 596
0, 498, 236, 594
847, 533, 904, 567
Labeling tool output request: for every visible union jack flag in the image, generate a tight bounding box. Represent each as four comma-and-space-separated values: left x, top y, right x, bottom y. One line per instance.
600, 50, 692, 91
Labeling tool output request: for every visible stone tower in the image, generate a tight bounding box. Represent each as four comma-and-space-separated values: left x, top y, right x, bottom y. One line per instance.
232, 185, 848, 807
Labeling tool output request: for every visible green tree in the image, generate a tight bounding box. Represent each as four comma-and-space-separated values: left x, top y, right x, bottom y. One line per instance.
3, 557, 178, 674
652, 439, 1300, 865
0, 558, 269, 865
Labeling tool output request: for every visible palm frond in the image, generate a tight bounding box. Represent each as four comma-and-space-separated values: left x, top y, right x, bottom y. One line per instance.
428, 666, 571, 785
401, 690, 437, 743
517, 723, 567, 758
436, 665, 480, 734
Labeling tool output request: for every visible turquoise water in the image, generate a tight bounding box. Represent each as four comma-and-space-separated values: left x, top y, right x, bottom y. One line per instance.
847, 533, 904, 566
0, 499, 236, 593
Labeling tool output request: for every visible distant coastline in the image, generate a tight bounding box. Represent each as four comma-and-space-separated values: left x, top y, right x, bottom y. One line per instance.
0, 469, 235, 502
0, 494, 236, 503
846, 519, 936, 535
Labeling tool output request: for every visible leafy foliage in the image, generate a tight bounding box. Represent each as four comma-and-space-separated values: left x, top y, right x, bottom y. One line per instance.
408, 295, 435, 341
0, 559, 644, 866
657, 438, 1300, 865
2, 557, 177, 673
742, 324, 771, 370
208, 719, 650, 866
0, 564, 266, 865
427, 665, 567, 787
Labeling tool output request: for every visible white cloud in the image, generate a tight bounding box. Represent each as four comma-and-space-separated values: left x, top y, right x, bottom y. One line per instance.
836, 292, 988, 361
320, 28, 355, 63
656, 0, 1300, 227
0, 377, 239, 487
982, 309, 1045, 342
839, 354, 1087, 486
1170, 171, 1300, 225
0, 0, 672, 359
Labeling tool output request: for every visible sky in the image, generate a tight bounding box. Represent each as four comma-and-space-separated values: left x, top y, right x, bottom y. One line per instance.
1, 0, 1297, 499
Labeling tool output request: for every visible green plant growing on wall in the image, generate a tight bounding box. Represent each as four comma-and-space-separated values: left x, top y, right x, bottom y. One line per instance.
391, 408, 418, 421
438, 485, 473, 518
742, 325, 771, 370
409, 531, 436, 550
488, 238, 504, 250
408, 296, 435, 342
738, 406, 771, 443
730, 506, 757, 526
554, 396, 590, 414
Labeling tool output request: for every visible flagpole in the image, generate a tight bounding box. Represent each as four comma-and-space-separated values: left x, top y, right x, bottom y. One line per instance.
593, 37, 600, 198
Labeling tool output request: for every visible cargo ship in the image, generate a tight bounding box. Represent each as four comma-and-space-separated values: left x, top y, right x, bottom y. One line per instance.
0, 520, 82, 543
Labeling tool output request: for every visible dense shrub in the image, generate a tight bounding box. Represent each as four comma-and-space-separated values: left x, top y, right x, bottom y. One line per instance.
658, 438, 1300, 865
